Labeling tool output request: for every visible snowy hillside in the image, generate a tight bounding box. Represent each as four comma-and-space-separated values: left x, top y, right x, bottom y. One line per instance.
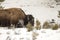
1, 0, 60, 25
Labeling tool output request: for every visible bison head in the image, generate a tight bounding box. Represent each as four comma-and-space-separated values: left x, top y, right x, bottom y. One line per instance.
24, 14, 34, 26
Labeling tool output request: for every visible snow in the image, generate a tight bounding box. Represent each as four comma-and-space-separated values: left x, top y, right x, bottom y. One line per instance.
0, 28, 60, 40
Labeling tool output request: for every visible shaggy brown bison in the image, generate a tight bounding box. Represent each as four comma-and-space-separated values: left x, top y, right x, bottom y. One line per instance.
0, 8, 26, 28
0, 8, 34, 28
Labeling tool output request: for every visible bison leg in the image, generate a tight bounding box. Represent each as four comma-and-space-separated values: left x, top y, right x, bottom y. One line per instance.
11, 24, 15, 28
19, 20, 25, 27
8, 24, 15, 29
16, 20, 25, 28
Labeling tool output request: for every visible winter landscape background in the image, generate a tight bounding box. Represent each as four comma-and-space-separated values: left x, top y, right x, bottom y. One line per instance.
1, 0, 60, 25
0, 0, 60, 40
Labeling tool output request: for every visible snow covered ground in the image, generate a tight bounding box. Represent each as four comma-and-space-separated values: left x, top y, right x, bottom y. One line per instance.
0, 28, 60, 40
0, 0, 60, 40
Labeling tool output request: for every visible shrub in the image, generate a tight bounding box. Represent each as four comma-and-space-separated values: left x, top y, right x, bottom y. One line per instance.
52, 24, 58, 30
35, 20, 41, 30
43, 21, 50, 29
26, 22, 33, 32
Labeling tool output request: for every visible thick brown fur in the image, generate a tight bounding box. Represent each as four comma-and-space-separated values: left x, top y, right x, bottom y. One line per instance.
0, 8, 26, 27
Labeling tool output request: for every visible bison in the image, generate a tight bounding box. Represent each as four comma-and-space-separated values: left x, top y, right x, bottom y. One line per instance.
0, 8, 26, 28
0, 8, 34, 28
